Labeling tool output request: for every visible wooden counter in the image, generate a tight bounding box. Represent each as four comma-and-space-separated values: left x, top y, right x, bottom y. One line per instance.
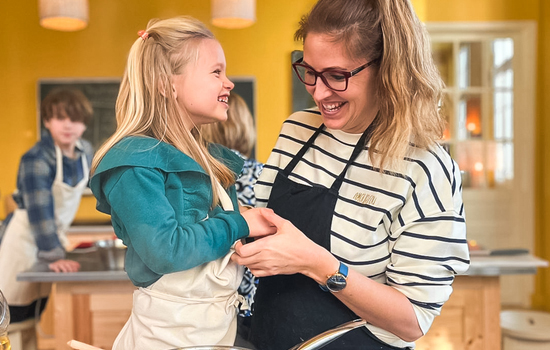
415, 254, 547, 350
18, 245, 548, 350
19, 226, 132, 350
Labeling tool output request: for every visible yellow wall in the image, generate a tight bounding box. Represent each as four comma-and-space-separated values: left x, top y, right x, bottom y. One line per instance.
534, 0, 550, 312
0, 2, 548, 308
423, 0, 539, 21
0, 0, 315, 221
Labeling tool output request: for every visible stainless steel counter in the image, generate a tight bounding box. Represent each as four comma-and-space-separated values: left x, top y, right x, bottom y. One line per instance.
17, 247, 548, 283
17, 248, 129, 282
465, 254, 548, 276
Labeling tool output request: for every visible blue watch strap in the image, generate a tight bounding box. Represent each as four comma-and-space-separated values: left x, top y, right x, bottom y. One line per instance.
339, 262, 349, 277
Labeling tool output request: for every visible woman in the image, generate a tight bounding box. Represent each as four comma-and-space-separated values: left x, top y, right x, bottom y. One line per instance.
231, 0, 470, 349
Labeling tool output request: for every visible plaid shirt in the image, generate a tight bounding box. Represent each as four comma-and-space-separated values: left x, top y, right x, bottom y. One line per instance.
1, 132, 93, 260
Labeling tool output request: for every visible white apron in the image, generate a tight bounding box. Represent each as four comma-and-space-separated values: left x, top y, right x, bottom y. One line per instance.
113, 182, 246, 350
0, 145, 89, 306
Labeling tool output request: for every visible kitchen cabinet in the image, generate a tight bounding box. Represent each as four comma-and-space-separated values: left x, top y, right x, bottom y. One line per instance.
33, 277, 502, 350
32, 225, 131, 350
415, 276, 500, 350
416, 254, 548, 350
37, 281, 134, 350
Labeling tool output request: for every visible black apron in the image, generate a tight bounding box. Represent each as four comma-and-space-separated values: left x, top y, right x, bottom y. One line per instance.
250, 122, 409, 350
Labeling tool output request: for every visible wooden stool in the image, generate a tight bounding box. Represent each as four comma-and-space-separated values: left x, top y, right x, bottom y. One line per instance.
8, 319, 36, 350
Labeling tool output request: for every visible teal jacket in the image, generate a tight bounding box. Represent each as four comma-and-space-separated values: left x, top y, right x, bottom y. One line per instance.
90, 136, 249, 287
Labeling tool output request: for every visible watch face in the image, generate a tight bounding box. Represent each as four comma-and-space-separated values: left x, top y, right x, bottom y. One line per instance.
327, 274, 347, 292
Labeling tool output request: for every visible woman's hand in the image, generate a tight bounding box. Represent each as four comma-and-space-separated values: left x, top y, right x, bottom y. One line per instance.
233, 210, 424, 341
48, 259, 81, 273
232, 209, 335, 280
241, 207, 278, 238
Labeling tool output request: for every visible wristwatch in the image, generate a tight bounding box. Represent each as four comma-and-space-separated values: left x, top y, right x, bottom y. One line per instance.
319, 262, 348, 293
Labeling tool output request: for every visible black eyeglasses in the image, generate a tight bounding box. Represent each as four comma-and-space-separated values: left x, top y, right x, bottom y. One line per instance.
292, 57, 379, 92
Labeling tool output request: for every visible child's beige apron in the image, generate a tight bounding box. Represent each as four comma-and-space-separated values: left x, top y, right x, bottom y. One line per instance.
112, 182, 246, 350
0, 145, 88, 306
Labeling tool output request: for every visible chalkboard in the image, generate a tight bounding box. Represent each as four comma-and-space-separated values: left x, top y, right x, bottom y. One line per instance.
291, 50, 316, 112
230, 76, 256, 120
38, 77, 257, 153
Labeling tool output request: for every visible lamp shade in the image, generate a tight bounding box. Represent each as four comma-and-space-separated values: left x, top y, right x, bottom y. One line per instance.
212, 0, 256, 29
39, 0, 89, 32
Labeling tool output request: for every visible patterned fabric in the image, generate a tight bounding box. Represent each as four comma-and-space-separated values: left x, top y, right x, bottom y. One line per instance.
0, 132, 93, 258
232, 151, 263, 317
254, 110, 470, 348
233, 152, 264, 208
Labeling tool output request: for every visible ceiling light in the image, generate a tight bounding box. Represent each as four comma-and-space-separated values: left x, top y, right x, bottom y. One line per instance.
211, 0, 256, 29
39, 0, 89, 32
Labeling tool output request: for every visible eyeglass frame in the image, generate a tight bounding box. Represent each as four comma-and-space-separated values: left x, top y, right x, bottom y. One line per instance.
292, 57, 379, 92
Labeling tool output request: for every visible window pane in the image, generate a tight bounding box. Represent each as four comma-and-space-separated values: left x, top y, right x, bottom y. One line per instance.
492, 38, 514, 184
459, 42, 482, 88
494, 91, 513, 139
494, 68, 514, 89
432, 42, 454, 86
493, 38, 514, 89
458, 93, 482, 139
495, 141, 514, 184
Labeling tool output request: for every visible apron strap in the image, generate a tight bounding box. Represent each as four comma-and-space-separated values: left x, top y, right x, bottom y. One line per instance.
54, 145, 64, 183
330, 114, 378, 193
282, 123, 326, 176
282, 113, 379, 193
214, 180, 235, 212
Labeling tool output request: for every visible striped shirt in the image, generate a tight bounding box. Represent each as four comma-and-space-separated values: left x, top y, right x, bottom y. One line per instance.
255, 110, 470, 347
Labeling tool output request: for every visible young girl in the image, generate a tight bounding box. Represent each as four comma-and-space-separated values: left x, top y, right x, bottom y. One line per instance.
90, 17, 275, 350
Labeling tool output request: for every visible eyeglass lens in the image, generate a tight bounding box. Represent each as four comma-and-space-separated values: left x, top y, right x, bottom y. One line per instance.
294, 65, 348, 91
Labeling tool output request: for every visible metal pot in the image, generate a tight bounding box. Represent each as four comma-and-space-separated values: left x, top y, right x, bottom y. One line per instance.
172, 319, 367, 350
94, 239, 126, 270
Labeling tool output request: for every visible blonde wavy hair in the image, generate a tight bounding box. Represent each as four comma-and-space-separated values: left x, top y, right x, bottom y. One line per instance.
295, 0, 445, 170
91, 16, 234, 206
201, 93, 256, 158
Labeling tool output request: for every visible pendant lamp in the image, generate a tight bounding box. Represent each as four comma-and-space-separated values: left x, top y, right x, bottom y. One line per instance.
211, 0, 256, 29
39, 0, 89, 32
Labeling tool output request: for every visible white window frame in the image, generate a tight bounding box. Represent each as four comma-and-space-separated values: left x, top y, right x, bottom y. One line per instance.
426, 21, 537, 307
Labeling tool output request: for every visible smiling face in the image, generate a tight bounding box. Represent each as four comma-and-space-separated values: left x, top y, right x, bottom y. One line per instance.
171, 39, 234, 129
303, 33, 379, 134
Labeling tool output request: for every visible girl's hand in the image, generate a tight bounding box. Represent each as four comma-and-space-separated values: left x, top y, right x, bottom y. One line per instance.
48, 259, 81, 273
241, 207, 278, 238
232, 210, 333, 279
